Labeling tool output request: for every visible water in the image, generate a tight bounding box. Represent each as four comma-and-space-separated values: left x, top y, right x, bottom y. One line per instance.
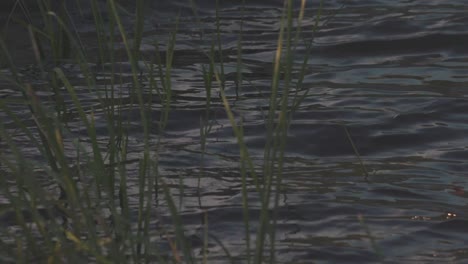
1, 0, 468, 262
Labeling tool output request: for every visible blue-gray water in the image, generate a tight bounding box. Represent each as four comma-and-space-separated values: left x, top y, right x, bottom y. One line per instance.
1, 0, 468, 263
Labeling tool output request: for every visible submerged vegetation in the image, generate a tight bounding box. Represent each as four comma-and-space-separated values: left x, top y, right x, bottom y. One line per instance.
0, 0, 350, 262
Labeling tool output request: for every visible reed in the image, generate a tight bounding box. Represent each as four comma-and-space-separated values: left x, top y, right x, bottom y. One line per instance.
0, 0, 324, 262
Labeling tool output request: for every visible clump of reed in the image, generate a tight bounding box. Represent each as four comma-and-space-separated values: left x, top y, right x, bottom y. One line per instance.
0, 0, 323, 262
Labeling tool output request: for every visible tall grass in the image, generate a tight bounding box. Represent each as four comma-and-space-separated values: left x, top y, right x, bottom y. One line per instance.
0, 0, 323, 262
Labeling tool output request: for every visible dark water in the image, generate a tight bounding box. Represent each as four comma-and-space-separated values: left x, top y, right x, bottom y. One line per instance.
1, 0, 468, 262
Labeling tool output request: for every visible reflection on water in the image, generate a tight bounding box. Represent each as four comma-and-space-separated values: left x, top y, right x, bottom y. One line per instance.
1, 0, 468, 262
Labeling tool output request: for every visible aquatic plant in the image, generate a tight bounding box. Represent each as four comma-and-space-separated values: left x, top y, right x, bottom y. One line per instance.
0, 0, 324, 262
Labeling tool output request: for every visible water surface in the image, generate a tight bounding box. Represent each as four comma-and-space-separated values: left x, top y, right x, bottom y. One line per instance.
1, 0, 468, 263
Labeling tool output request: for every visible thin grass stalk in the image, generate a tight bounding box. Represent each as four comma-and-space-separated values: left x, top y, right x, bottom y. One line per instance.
238, 118, 252, 263
36, 0, 59, 62
115, 141, 133, 257
211, 30, 260, 259
235, 0, 246, 99
232, 3, 247, 206
3, 8, 108, 260
0, 36, 47, 153
0, 133, 41, 258
150, 17, 179, 207
3, 0, 33, 31
12, 171, 58, 257
131, 7, 179, 261
155, 18, 178, 130
268, 2, 325, 263
107, 0, 148, 134
202, 211, 209, 264
0, 102, 67, 248
268, 3, 325, 262
26, 18, 65, 120
4, 1, 136, 261
161, 180, 195, 263
52, 3, 69, 62
290, 0, 323, 114
90, 0, 109, 64
358, 214, 383, 260
267, 1, 299, 261
210, 22, 261, 193
217, 80, 260, 190
24, 83, 69, 183
102, 1, 130, 229
142, 64, 159, 263
135, 36, 156, 258
215, 0, 225, 87
105, 8, 135, 258
263, 0, 288, 167
207, 234, 236, 264
106, 0, 152, 230
25, 84, 96, 241
343, 125, 369, 178
0, 99, 50, 164
261, 0, 288, 200
0, 133, 73, 260
133, 0, 146, 61
198, 62, 214, 208
27, 25, 46, 78
25, 85, 62, 175
52, 69, 102, 194
253, 2, 289, 262
60, 1, 87, 60
0, 37, 19, 79
47, 11, 106, 188
63, 230, 112, 263
105, 3, 147, 260
199, 44, 215, 172
217, 79, 266, 262
1, 104, 66, 258
137, 157, 148, 257
151, 20, 186, 263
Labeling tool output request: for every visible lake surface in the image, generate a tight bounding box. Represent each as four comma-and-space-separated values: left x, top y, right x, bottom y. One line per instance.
1, 0, 468, 262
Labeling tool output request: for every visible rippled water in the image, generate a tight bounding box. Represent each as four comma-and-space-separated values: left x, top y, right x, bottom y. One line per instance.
1, 0, 468, 262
